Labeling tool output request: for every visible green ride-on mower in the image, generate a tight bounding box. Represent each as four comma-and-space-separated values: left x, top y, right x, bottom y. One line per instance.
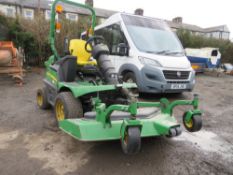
37, 0, 203, 154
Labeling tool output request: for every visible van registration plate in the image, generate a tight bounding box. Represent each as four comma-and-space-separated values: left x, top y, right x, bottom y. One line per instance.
171, 84, 187, 89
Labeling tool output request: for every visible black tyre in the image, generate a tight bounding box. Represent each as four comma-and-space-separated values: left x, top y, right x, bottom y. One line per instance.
54, 92, 83, 121
166, 126, 182, 138
167, 128, 177, 137
183, 113, 202, 132
37, 87, 50, 109
122, 72, 139, 95
175, 126, 182, 136
121, 127, 141, 154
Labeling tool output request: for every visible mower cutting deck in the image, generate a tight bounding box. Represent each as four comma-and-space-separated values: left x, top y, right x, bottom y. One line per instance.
37, 0, 203, 154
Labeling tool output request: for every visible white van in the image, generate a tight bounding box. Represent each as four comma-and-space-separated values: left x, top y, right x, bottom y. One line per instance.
82, 13, 195, 93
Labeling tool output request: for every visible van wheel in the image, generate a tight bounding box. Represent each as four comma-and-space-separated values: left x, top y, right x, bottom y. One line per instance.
123, 72, 139, 95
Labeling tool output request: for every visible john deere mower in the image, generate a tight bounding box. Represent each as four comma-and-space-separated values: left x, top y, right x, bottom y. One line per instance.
37, 0, 203, 154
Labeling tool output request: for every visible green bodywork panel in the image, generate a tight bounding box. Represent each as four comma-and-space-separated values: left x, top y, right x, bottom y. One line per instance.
44, 56, 137, 97
58, 82, 137, 98
59, 113, 178, 141
58, 96, 201, 141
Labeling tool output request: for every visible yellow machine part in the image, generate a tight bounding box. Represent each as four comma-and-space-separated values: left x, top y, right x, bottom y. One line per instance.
191, 64, 201, 71
69, 39, 97, 66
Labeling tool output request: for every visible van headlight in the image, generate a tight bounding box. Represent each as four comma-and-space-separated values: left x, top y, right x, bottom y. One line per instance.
138, 56, 162, 67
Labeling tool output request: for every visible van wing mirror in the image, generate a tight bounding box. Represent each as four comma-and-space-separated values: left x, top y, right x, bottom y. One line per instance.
118, 43, 129, 56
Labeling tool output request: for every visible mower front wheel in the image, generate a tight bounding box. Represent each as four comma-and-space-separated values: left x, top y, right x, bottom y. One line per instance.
121, 127, 141, 155
37, 87, 50, 109
183, 113, 202, 132
55, 92, 83, 121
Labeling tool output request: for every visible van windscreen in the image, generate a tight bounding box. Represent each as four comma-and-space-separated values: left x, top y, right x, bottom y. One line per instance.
122, 14, 168, 30
121, 14, 184, 56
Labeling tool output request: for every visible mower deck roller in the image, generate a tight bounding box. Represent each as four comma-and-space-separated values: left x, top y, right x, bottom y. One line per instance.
88, 36, 136, 102
37, 0, 203, 154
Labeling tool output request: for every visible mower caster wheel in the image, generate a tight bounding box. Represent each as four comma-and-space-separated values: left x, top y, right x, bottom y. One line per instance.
37, 87, 50, 109
183, 113, 202, 132
121, 127, 141, 155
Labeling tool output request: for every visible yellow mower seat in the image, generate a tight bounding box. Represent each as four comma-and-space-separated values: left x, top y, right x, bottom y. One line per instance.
69, 39, 97, 66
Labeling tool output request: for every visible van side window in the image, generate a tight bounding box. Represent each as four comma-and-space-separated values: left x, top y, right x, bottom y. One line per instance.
95, 24, 128, 55
211, 50, 218, 56
95, 27, 112, 50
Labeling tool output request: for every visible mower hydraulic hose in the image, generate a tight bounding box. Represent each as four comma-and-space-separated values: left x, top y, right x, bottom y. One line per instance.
92, 44, 136, 102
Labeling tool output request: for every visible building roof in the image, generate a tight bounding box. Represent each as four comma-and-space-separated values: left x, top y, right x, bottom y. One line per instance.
0, 0, 116, 18
166, 20, 204, 32
166, 20, 230, 33
204, 25, 230, 33
0, 0, 230, 34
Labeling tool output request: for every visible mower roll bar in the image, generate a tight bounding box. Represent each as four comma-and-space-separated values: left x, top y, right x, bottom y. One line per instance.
49, 0, 96, 61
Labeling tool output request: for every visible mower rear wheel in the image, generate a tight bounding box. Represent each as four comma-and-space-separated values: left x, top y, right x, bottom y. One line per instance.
55, 92, 83, 121
121, 127, 141, 154
183, 113, 202, 132
37, 87, 50, 109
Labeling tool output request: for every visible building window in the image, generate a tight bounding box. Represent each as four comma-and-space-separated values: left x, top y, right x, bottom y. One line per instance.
23, 9, 34, 20
45, 10, 51, 20
66, 13, 78, 21
6, 8, 14, 17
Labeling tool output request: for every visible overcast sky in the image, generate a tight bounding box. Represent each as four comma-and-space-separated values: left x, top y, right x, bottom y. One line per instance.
74, 0, 232, 38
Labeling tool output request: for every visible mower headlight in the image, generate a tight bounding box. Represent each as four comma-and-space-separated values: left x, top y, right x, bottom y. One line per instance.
138, 56, 162, 67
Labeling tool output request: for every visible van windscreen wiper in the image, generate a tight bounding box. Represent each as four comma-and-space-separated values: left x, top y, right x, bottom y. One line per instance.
165, 51, 184, 55
145, 50, 170, 55
145, 50, 184, 55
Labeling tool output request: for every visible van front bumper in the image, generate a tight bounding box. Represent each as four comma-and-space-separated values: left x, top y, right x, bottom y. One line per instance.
136, 66, 195, 93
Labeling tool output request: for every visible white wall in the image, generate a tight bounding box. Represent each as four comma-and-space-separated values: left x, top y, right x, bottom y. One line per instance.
205, 31, 230, 40
65, 13, 78, 21
0, 4, 16, 17
22, 8, 34, 20
0, 4, 35, 20
222, 32, 229, 39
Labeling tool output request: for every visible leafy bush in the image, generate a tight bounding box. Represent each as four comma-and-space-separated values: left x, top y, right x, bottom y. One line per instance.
0, 13, 9, 40
8, 18, 41, 65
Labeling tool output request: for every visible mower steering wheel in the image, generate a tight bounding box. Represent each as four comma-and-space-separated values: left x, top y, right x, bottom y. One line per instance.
85, 36, 105, 53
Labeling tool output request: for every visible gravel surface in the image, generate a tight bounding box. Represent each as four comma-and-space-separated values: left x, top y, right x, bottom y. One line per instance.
0, 70, 233, 175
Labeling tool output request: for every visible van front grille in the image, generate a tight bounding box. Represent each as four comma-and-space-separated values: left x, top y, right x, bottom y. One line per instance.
167, 81, 190, 84
163, 70, 190, 80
